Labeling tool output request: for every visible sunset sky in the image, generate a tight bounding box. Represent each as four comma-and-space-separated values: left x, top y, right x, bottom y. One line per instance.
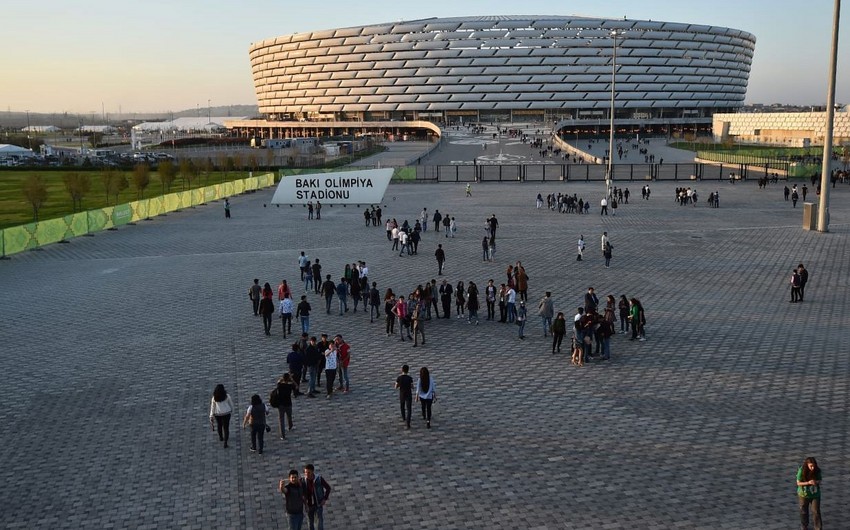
1, 0, 846, 114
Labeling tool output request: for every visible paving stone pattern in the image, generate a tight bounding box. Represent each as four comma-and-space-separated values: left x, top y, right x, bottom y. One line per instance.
1, 179, 848, 529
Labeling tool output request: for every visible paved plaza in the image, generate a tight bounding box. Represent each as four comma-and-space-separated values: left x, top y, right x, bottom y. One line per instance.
1, 165, 849, 528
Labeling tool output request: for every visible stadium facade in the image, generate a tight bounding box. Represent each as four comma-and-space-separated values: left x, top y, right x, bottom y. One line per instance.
230, 16, 755, 139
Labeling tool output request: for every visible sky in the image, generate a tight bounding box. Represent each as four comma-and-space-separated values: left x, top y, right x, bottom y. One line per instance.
1, 0, 847, 114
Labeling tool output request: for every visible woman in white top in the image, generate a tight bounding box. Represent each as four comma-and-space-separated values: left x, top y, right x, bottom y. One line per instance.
415, 367, 437, 429
209, 384, 235, 448
323, 344, 339, 399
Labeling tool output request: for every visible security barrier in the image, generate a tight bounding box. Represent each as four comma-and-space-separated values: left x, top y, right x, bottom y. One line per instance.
1, 173, 276, 258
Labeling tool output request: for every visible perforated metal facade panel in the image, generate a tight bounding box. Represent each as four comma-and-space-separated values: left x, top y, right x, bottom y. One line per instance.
249, 15, 755, 117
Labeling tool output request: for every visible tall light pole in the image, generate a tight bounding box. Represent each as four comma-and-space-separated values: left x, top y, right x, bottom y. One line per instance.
818, 0, 840, 232
208, 99, 211, 125
606, 30, 623, 197
25, 110, 32, 150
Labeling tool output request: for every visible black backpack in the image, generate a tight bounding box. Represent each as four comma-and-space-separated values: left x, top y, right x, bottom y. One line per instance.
269, 388, 280, 408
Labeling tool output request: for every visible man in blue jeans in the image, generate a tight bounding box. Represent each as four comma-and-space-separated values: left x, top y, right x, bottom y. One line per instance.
335, 278, 348, 315
296, 295, 311, 334
302, 464, 332, 530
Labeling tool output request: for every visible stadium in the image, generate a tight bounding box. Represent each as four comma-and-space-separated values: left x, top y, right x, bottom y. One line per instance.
230, 16, 755, 140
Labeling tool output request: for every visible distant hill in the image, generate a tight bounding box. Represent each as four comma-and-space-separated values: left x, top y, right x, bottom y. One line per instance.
0, 105, 260, 128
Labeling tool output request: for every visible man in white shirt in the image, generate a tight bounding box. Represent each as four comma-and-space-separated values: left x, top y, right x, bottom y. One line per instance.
398, 231, 409, 256
506, 286, 517, 323
280, 295, 294, 338
601, 232, 609, 254
600, 197, 608, 215
391, 227, 400, 251
420, 208, 428, 231
298, 251, 309, 281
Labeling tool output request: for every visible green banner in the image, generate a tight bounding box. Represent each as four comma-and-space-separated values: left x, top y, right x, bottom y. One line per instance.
223, 182, 234, 197
0, 229, 4, 257
129, 200, 148, 222
112, 203, 132, 227
35, 218, 69, 247
191, 188, 203, 206
88, 207, 114, 232
66, 212, 88, 237
3, 223, 37, 255
233, 180, 244, 195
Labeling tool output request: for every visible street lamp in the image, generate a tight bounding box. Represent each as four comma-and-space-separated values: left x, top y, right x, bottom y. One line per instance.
25, 110, 32, 150
817, 0, 840, 233
606, 30, 624, 197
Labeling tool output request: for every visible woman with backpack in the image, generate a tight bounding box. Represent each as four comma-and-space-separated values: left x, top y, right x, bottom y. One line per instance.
242, 394, 270, 454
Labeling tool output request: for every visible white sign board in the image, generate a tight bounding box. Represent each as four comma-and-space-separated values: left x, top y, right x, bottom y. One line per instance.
270, 168, 393, 205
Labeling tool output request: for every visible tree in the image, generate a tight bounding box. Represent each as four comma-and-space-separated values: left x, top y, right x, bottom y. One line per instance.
232, 153, 244, 172
158, 159, 178, 193
102, 169, 119, 205
202, 157, 214, 185
218, 153, 229, 180
225, 156, 236, 179
22, 174, 48, 222
247, 153, 259, 172
132, 164, 151, 200
62, 172, 91, 212
179, 159, 197, 190
265, 148, 275, 169
88, 132, 104, 148
114, 174, 129, 204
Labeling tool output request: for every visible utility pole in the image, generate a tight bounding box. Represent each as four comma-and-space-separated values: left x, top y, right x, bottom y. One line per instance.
817, 0, 841, 232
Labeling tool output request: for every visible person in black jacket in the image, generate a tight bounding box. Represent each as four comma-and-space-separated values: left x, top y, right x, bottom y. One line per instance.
439, 279, 453, 319
304, 337, 321, 397
321, 275, 335, 314
273, 373, 297, 439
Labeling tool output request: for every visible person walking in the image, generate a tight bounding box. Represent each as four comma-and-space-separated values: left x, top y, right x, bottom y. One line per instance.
224, 198, 231, 219
435, 244, 446, 275
304, 337, 321, 397
384, 290, 397, 336
551, 312, 567, 354
242, 394, 270, 454
395, 364, 414, 429
209, 384, 235, 448
272, 373, 297, 440
335, 278, 349, 315
259, 283, 275, 336
416, 367, 436, 429
577, 235, 585, 261
796, 456, 823, 530
394, 295, 409, 342
302, 464, 332, 530
439, 280, 453, 320
321, 275, 335, 314
279, 470, 305, 530
311, 260, 322, 294
296, 295, 311, 334
249, 278, 262, 316
279, 294, 294, 338
603, 240, 613, 268
600, 196, 608, 215
481, 237, 489, 261
538, 291, 554, 337
369, 282, 381, 323
411, 303, 426, 347
466, 281, 480, 325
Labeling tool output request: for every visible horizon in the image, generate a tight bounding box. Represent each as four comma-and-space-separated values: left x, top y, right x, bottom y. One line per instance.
1, 1, 846, 114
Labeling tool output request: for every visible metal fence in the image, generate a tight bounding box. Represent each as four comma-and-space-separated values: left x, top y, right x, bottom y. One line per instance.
403, 162, 789, 183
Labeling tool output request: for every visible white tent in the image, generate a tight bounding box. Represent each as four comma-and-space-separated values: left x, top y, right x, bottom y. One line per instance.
22, 125, 61, 133
0, 144, 36, 157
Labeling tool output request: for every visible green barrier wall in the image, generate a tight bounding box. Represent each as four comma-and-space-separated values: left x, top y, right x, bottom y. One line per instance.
4, 223, 38, 254
1, 173, 275, 257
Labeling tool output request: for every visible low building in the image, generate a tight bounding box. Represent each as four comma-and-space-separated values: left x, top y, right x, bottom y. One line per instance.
713, 110, 850, 147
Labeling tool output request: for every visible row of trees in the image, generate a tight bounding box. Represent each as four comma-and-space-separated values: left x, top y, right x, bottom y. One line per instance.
18, 158, 236, 223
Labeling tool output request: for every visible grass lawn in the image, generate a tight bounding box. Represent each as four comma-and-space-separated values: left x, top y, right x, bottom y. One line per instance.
0, 169, 255, 229
671, 142, 841, 159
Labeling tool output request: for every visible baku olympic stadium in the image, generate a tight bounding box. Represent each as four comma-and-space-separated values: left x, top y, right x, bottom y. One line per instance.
229, 16, 755, 140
